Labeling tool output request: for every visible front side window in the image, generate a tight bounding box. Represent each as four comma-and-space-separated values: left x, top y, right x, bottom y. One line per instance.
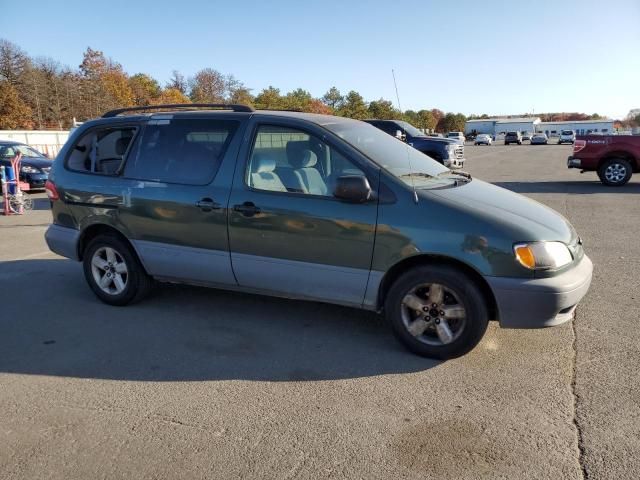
124, 119, 239, 185
67, 127, 137, 175
247, 125, 364, 196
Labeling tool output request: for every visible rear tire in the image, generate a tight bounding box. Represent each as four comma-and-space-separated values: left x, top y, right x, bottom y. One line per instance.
385, 265, 489, 359
597, 158, 632, 186
82, 233, 153, 306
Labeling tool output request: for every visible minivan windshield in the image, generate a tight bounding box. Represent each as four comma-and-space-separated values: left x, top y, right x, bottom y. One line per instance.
562, 130, 574, 135
322, 119, 451, 188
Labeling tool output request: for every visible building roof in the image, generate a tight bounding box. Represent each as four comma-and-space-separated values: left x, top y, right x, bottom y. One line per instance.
538, 119, 614, 124
466, 117, 541, 124
495, 117, 541, 124
465, 118, 497, 123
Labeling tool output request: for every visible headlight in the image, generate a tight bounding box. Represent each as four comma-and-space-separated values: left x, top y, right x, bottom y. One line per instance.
513, 241, 573, 270
20, 165, 39, 174
446, 145, 457, 157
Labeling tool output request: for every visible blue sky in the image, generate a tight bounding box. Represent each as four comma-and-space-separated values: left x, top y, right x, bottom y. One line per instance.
3, 0, 639, 118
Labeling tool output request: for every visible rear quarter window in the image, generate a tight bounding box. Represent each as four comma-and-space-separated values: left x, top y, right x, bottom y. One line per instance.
66, 126, 138, 175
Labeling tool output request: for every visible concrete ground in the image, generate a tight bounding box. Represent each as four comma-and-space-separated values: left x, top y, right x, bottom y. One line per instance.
0, 142, 638, 479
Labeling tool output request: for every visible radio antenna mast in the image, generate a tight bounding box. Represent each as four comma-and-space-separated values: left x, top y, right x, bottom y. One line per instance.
392, 69, 418, 203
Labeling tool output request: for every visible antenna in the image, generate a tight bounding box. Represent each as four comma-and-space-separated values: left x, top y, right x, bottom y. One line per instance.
392, 69, 418, 204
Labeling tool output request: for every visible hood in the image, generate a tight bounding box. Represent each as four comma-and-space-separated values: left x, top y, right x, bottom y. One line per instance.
410, 136, 458, 147
425, 179, 576, 243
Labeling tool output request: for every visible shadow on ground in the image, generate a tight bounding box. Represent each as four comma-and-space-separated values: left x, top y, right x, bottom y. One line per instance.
495, 180, 640, 194
0, 259, 439, 382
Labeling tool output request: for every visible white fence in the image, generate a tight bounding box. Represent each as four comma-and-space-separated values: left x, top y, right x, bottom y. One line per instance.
0, 130, 70, 158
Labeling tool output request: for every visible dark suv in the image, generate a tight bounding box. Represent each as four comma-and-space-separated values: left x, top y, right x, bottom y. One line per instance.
364, 120, 465, 169
504, 131, 522, 145
44, 104, 592, 359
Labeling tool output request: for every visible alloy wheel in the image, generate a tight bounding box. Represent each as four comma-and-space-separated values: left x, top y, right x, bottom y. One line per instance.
91, 246, 129, 295
400, 283, 467, 346
604, 163, 627, 183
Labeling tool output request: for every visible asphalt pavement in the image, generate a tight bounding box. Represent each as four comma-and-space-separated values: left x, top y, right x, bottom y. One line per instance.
0, 141, 638, 479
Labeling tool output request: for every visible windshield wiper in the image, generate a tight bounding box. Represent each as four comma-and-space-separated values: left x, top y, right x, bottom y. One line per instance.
438, 170, 471, 179
399, 172, 434, 179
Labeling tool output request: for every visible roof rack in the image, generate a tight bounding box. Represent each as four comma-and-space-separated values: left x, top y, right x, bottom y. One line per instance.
102, 103, 255, 118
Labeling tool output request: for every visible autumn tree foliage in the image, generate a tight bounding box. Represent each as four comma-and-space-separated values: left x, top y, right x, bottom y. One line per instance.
129, 73, 161, 106
153, 88, 190, 105
0, 81, 34, 129
0, 38, 617, 130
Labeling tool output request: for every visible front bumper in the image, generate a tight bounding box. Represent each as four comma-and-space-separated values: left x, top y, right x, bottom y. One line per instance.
487, 254, 593, 328
445, 157, 465, 169
23, 172, 49, 189
567, 156, 581, 169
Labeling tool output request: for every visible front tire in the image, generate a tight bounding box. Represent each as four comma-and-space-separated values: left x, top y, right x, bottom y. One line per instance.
82, 234, 153, 305
385, 265, 489, 359
597, 158, 632, 186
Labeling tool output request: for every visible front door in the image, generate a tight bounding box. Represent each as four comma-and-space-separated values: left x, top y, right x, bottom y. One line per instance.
227, 119, 379, 306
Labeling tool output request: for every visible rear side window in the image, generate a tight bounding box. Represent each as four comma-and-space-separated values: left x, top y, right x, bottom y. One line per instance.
124, 118, 239, 185
67, 126, 137, 175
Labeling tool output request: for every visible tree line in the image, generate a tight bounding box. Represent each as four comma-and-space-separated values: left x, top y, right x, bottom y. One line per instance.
0, 39, 470, 132
1, 38, 626, 132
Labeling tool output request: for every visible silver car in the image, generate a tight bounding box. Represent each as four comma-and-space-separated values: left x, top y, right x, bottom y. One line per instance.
558, 130, 576, 144
531, 133, 548, 145
474, 134, 492, 145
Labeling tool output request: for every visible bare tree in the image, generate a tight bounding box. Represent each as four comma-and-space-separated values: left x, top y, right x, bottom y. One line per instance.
167, 70, 187, 94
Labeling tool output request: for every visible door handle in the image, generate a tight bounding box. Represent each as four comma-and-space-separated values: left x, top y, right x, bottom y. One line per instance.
196, 198, 221, 212
233, 201, 261, 217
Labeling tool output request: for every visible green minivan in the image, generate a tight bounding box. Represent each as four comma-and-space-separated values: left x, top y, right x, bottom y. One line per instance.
45, 105, 593, 359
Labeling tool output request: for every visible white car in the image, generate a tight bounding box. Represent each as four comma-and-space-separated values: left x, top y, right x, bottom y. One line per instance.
474, 134, 492, 145
558, 130, 576, 144
447, 132, 466, 144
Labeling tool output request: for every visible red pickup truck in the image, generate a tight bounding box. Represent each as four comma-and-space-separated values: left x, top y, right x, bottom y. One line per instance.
567, 135, 640, 186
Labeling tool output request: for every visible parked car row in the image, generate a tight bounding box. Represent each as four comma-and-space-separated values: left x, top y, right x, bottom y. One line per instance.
470, 130, 577, 146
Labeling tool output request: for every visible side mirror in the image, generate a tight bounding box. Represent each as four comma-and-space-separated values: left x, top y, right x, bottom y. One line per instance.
333, 175, 373, 203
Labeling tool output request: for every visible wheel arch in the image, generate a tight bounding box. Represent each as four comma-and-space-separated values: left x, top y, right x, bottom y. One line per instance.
599, 151, 638, 171
376, 254, 498, 320
77, 224, 145, 271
